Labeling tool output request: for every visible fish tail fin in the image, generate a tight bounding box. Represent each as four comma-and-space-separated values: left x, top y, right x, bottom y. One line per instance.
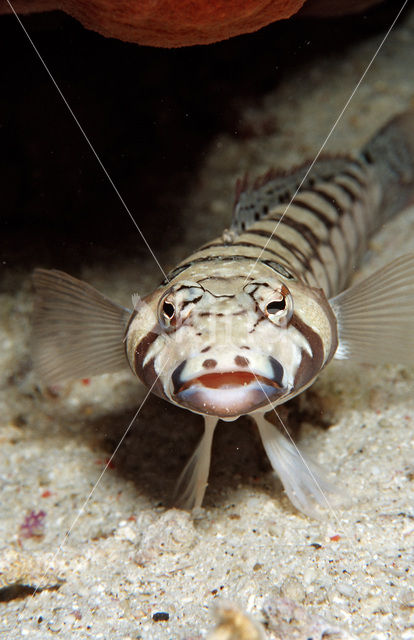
32, 268, 131, 384
361, 109, 414, 221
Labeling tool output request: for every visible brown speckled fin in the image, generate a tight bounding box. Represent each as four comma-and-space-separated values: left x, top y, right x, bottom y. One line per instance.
331, 254, 414, 365
32, 268, 131, 384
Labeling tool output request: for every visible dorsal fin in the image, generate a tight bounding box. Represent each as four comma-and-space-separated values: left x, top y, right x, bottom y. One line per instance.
231, 155, 356, 235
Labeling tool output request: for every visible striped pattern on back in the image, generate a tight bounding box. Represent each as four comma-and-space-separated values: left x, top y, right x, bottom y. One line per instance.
167, 156, 381, 299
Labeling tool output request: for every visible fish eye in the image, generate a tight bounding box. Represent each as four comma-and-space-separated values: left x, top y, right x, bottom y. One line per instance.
158, 295, 176, 329
162, 301, 175, 320
266, 299, 286, 314
245, 281, 293, 326
263, 286, 293, 326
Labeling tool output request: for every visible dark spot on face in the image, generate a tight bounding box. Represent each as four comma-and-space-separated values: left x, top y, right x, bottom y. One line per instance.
202, 359, 217, 369
241, 345, 250, 350
172, 361, 187, 394
234, 355, 249, 367
362, 150, 374, 164
268, 356, 284, 386
201, 346, 211, 353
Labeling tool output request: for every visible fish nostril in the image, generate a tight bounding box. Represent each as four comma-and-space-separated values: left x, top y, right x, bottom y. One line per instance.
234, 355, 249, 367
202, 358, 217, 369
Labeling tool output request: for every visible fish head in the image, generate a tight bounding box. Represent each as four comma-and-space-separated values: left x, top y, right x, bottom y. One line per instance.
126, 268, 337, 418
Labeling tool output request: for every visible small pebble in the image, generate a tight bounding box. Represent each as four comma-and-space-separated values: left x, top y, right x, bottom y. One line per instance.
280, 576, 306, 603
152, 611, 170, 622
378, 418, 393, 429
336, 583, 355, 598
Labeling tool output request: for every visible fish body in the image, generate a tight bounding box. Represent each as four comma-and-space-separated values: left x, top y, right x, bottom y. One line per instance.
33, 111, 414, 514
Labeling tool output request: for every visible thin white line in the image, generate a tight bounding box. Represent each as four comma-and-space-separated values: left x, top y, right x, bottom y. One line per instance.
6, 0, 169, 282
14, 362, 168, 628
244, 0, 409, 283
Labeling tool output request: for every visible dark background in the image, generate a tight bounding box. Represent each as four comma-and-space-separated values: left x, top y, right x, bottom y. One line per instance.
0, 1, 404, 276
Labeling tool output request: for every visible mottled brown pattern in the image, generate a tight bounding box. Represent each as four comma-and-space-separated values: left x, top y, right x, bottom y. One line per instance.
133, 330, 167, 400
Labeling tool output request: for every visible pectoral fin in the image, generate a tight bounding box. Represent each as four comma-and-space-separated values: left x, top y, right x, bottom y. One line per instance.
174, 416, 219, 510
32, 268, 132, 384
254, 413, 335, 517
330, 254, 414, 365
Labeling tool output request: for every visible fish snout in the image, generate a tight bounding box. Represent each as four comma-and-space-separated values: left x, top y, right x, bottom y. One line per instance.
169, 351, 286, 417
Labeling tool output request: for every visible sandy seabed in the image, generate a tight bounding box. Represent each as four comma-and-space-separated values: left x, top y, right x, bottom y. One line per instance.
1, 5, 414, 640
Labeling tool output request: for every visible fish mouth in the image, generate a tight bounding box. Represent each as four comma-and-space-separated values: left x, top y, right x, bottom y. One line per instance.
178, 371, 281, 392
171, 368, 285, 418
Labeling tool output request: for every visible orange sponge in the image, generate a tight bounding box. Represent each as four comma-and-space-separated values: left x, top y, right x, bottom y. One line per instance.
3, 0, 306, 47
3, 0, 384, 47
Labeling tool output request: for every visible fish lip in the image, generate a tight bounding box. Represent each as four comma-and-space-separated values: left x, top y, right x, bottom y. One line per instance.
176, 370, 282, 394
170, 369, 286, 418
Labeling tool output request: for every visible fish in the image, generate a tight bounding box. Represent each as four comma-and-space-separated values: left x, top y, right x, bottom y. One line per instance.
32, 110, 414, 515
